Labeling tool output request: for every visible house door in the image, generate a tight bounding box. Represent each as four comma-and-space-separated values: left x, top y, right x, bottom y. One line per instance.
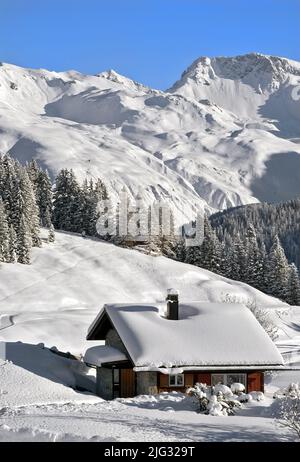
120, 369, 136, 398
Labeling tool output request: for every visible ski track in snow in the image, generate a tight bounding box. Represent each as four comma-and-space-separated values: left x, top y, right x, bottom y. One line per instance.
0, 315, 14, 331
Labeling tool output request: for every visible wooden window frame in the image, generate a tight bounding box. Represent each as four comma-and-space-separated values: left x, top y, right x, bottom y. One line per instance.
168, 373, 185, 387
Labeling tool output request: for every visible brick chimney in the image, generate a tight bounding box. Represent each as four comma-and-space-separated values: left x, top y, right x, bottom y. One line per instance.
166, 289, 179, 320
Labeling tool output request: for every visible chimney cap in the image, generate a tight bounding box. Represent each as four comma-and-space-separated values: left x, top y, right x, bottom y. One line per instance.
167, 288, 179, 296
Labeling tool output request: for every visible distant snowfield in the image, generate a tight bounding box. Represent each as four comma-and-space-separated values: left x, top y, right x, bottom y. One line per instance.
0, 232, 300, 441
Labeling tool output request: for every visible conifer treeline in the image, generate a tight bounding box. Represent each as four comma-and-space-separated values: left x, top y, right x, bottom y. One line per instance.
0, 156, 42, 264
210, 200, 300, 270
175, 216, 300, 305
52, 169, 108, 235
0, 155, 108, 264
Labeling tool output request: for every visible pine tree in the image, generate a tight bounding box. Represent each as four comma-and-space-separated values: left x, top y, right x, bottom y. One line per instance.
244, 224, 264, 289
226, 241, 240, 280
199, 215, 221, 273
257, 242, 269, 293
26, 159, 40, 190
17, 215, 31, 264
287, 263, 300, 305
0, 199, 9, 262
48, 224, 55, 243
0, 155, 42, 264
235, 236, 248, 281
19, 166, 41, 247
175, 237, 186, 262
36, 170, 53, 227
266, 235, 290, 301
53, 169, 81, 232
8, 225, 17, 263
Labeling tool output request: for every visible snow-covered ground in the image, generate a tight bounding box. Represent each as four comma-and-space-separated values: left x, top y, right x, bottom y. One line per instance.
0, 351, 296, 442
0, 342, 296, 442
0, 232, 299, 441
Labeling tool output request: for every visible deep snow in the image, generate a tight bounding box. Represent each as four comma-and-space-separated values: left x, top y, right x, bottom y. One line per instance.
0, 353, 296, 442
0, 232, 300, 441
0, 231, 287, 353
99, 302, 283, 368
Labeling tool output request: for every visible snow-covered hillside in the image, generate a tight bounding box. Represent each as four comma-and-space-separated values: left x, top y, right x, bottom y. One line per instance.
0, 230, 293, 354
1, 233, 300, 441
1, 53, 300, 220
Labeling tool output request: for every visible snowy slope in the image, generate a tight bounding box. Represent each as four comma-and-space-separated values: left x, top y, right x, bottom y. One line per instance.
0, 231, 289, 354
1, 53, 300, 219
0, 233, 299, 442
170, 53, 300, 138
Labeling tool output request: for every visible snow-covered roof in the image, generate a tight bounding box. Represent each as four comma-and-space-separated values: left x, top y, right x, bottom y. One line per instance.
84, 345, 127, 367
88, 302, 284, 369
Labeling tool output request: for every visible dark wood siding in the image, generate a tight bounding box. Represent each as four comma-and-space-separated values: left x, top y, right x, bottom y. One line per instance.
196, 373, 211, 385
158, 372, 194, 392
184, 373, 194, 387
247, 372, 264, 392
142, 370, 265, 395
159, 373, 169, 388
120, 369, 136, 397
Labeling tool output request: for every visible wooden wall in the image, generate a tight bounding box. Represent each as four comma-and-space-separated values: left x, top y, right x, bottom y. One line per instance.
120, 369, 136, 397
247, 372, 264, 392
118, 369, 265, 397
158, 371, 264, 393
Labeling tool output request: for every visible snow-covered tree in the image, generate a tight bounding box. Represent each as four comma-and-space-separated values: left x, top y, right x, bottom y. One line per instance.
26, 159, 40, 189
174, 237, 186, 262
53, 169, 81, 232
275, 383, 300, 439
0, 199, 9, 262
36, 170, 53, 227
48, 224, 55, 243
8, 225, 17, 263
0, 154, 42, 264
287, 264, 300, 306
17, 215, 31, 264
18, 166, 41, 248
266, 235, 290, 301
244, 225, 261, 288
199, 215, 222, 273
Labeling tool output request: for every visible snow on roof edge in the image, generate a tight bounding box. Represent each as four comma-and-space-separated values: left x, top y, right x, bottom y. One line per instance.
84, 345, 127, 367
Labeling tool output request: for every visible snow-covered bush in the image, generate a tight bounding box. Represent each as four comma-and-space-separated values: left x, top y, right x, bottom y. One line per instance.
249, 391, 264, 401
214, 383, 233, 397
187, 383, 210, 412
187, 382, 241, 416
235, 393, 249, 403
273, 383, 300, 439
231, 382, 245, 394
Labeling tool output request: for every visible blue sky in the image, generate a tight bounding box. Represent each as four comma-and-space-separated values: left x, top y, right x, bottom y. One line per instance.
1, 0, 299, 89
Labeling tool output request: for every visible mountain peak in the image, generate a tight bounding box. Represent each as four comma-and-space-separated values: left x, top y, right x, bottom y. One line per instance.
169, 52, 300, 99
96, 69, 152, 93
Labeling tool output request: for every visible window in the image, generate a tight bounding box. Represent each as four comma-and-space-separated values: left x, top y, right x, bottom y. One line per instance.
169, 374, 185, 387
211, 373, 247, 388
112, 368, 120, 398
